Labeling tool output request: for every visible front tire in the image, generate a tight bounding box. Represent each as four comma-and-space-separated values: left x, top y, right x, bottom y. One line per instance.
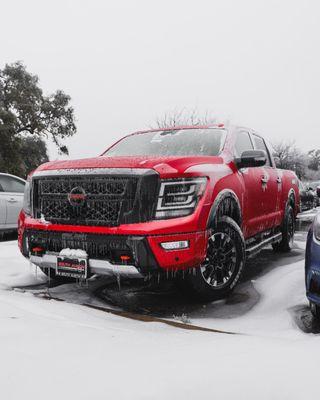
272, 205, 295, 252
178, 216, 246, 301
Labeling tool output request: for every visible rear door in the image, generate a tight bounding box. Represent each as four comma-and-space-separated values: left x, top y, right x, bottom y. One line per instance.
0, 175, 25, 228
251, 134, 281, 230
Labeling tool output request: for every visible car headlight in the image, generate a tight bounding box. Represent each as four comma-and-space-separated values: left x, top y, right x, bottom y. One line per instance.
155, 177, 207, 219
23, 179, 32, 216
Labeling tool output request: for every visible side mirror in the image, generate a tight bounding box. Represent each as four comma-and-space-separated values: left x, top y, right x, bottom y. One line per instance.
235, 150, 267, 169
317, 186, 320, 198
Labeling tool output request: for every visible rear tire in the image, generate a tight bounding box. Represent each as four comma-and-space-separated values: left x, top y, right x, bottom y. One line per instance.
177, 216, 246, 301
272, 205, 295, 252
310, 301, 320, 319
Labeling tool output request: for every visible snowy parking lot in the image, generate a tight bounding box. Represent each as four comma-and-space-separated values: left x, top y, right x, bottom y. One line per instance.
0, 211, 319, 400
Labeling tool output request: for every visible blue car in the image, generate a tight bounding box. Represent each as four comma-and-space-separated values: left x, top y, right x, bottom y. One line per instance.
306, 212, 320, 318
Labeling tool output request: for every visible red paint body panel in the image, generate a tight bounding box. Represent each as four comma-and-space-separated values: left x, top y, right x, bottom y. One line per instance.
147, 232, 208, 271
18, 125, 300, 272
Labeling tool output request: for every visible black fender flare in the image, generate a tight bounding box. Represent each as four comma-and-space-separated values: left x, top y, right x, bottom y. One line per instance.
206, 189, 242, 229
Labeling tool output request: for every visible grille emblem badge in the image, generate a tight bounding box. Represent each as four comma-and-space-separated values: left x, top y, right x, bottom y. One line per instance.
68, 187, 87, 207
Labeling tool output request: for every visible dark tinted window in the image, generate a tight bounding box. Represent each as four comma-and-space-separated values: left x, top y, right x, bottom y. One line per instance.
252, 135, 271, 166
0, 176, 25, 193
235, 131, 254, 157
104, 129, 226, 157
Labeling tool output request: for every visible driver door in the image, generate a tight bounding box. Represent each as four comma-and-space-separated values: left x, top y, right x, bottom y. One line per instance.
234, 130, 267, 237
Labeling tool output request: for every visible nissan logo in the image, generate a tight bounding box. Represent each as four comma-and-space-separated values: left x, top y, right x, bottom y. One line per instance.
68, 187, 87, 207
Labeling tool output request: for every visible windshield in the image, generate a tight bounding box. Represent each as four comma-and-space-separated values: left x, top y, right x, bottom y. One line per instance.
104, 128, 226, 157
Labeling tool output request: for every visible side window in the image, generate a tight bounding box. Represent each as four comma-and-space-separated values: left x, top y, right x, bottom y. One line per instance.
252, 135, 271, 167
235, 131, 254, 157
0, 176, 25, 193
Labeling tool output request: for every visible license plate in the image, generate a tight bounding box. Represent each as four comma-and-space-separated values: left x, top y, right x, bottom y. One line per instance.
56, 257, 88, 279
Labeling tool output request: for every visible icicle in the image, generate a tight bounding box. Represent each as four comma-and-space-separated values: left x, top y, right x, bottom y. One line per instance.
117, 274, 121, 290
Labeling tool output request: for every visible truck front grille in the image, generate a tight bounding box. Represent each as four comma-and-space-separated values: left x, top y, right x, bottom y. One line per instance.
34, 176, 137, 226
32, 170, 159, 227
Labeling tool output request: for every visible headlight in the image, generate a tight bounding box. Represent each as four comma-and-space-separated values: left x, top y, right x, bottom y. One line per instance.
314, 213, 320, 241
155, 177, 207, 219
22, 179, 32, 216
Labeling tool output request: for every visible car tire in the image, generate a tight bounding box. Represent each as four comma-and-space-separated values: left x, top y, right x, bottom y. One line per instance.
177, 216, 246, 301
310, 301, 320, 319
272, 205, 295, 253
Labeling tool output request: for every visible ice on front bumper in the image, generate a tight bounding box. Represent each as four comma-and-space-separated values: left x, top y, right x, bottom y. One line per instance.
59, 249, 88, 258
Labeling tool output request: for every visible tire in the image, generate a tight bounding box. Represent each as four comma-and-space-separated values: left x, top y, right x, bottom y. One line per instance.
177, 216, 246, 301
272, 205, 295, 252
39, 267, 75, 284
310, 301, 320, 319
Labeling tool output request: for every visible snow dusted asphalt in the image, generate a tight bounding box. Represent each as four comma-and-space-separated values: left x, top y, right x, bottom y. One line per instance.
0, 214, 319, 400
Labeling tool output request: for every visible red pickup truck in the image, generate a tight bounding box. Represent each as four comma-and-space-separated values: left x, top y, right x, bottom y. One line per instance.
18, 125, 300, 300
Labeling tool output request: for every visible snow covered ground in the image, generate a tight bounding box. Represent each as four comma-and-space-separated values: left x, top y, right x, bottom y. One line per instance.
0, 221, 319, 400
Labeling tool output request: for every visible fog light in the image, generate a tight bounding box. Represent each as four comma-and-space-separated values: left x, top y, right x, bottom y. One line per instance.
160, 240, 189, 250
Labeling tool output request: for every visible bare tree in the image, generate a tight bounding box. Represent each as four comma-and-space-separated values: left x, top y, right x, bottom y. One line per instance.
308, 149, 320, 171
154, 108, 217, 129
272, 140, 307, 179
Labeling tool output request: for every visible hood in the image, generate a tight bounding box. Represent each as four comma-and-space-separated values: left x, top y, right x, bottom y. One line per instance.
36, 155, 224, 176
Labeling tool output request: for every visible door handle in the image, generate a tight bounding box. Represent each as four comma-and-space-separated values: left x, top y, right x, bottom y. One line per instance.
261, 176, 268, 184
276, 177, 282, 184
7, 198, 18, 203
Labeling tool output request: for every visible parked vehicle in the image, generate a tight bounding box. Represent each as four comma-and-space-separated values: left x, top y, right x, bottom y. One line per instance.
305, 212, 320, 318
299, 180, 318, 212
0, 173, 26, 233
307, 180, 320, 208
18, 125, 300, 300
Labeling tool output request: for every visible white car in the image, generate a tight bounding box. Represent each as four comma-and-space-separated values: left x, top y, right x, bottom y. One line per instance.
0, 173, 26, 232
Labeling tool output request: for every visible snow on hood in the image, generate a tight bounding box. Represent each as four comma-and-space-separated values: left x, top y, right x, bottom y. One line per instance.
36, 155, 224, 175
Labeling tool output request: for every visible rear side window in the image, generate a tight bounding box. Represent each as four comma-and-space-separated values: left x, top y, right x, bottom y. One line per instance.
235, 131, 254, 157
0, 176, 25, 193
252, 135, 271, 166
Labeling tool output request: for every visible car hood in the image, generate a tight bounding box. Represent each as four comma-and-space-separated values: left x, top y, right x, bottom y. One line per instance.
35, 155, 225, 176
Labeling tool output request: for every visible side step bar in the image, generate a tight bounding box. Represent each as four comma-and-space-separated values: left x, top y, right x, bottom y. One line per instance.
245, 232, 282, 259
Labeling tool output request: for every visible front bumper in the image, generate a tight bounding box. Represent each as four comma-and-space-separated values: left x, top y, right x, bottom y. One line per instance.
19, 214, 208, 276
29, 253, 144, 278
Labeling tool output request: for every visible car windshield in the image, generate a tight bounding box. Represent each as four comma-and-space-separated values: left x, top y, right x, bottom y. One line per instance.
103, 128, 226, 157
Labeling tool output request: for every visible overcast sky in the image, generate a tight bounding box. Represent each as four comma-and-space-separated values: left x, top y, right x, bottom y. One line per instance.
1, 0, 320, 159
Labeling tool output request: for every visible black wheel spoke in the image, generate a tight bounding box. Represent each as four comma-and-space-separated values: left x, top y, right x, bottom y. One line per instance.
201, 232, 237, 289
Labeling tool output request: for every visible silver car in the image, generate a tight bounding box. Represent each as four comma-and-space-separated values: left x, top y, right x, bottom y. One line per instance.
0, 173, 26, 232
